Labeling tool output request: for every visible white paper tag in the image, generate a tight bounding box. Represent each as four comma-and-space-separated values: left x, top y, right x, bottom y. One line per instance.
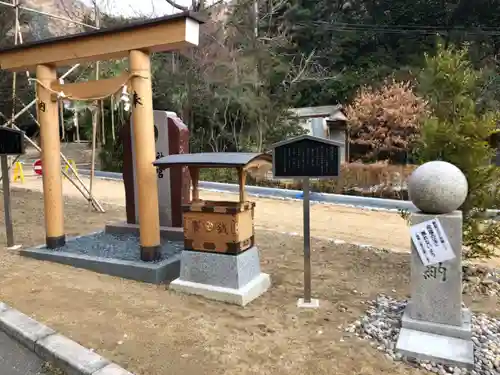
410, 218, 456, 266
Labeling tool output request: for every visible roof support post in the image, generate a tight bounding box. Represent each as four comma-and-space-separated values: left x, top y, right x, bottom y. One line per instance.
36, 64, 65, 248
237, 168, 247, 203
129, 49, 161, 262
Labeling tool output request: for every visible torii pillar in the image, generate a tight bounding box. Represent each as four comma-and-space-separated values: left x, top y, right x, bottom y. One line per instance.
36, 64, 65, 248
0, 12, 203, 260
129, 50, 161, 260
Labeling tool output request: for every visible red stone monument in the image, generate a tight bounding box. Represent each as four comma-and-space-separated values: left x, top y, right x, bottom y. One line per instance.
122, 111, 190, 228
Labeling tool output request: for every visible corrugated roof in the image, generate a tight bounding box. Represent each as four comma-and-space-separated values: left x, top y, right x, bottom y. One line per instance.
154, 152, 272, 169
271, 134, 344, 149
289, 105, 342, 118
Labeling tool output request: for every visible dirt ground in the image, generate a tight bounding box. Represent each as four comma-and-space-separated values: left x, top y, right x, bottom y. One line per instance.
0, 189, 498, 375
14, 174, 410, 251
12, 174, 500, 268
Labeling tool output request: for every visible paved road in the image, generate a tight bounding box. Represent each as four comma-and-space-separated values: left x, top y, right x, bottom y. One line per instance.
0, 331, 55, 375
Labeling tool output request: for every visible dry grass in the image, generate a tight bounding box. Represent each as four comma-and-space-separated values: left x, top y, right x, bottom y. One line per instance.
202, 162, 417, 198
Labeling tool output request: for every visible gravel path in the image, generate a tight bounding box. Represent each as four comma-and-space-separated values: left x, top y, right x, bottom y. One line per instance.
53, 232, 183, 262
345, 295, 500, 375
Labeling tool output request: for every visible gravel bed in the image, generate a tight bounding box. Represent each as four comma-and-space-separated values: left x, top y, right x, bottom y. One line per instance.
345, 295, 500, 375
463, 265, 500, 297
51, 232, 183, 262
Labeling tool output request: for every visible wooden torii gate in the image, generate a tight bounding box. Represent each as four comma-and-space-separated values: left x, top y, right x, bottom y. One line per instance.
0, 11, 203, 261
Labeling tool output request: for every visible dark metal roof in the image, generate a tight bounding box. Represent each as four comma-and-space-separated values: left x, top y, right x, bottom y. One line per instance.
271, 134, 344, 149
0, 11, 206, 54
154, 152, 272, 169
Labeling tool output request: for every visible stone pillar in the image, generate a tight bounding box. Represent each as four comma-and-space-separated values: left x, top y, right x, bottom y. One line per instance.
167, 115, 191, 227
129, 50, 161, 261
407, 211, 464, 326
130, 111, 190, 227
396, 161, 473, 368
36, 64, 65, 249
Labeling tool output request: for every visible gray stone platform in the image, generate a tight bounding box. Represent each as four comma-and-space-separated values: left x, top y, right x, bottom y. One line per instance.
397, 307, 474, 368
397, 328, 474, 368
20, 232, 182, 284
401, 308, 472, 340
170, 247, 271, 306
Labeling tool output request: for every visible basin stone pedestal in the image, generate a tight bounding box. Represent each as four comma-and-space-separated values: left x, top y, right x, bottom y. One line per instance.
154, 153, 273, 306
170, 246, 271, 306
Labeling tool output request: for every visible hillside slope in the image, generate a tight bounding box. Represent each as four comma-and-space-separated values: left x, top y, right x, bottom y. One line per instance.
18, 0, 93, 40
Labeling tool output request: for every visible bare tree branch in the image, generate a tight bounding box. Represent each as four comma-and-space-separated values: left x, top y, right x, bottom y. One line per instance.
289, 50, 316, 84
164, 0, 189, 11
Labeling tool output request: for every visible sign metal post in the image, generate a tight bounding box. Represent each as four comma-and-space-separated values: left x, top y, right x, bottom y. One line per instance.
271, 135, 343, 308
1, 155, 14, 247
302, 177, 312, 303
0, 127, 25, 249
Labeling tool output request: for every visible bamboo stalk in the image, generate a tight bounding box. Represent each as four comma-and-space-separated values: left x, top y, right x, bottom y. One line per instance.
100, 99, 105, 145
10, 0, 19, 126
59, 98, 65, 141
89, 4, 102, 209
90, 106, 98, 211
7, 0, 19, 171
74, 109, 80, 142
110, 95, 116, 141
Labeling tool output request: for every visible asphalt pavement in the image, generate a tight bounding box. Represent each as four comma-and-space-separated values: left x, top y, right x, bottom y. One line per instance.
0, 330, 56, 375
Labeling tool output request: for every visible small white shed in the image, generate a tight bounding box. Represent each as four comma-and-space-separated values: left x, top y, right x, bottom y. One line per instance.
289, 105, 348, 163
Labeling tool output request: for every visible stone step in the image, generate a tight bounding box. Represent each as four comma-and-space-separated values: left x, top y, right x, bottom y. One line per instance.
396, 327, 474, 368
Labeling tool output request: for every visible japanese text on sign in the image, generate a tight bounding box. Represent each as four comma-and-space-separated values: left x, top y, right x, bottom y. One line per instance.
189, 219, 237, 235
155, 152, 164, 178
423, 263, 447, 282
273, 139, 339, 177
410, 218, 455, 266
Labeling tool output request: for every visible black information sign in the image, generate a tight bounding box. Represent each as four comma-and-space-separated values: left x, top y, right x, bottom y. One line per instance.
272, 135, 341, 178
0, 127, 25, 155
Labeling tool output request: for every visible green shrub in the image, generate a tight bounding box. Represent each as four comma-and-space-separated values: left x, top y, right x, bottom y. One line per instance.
416, 41, 500, 259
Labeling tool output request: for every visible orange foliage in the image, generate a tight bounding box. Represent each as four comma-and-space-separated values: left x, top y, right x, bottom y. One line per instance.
346, 80, 430, 160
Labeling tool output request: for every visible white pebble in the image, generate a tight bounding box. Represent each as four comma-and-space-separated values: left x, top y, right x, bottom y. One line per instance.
344, 294, 500, 375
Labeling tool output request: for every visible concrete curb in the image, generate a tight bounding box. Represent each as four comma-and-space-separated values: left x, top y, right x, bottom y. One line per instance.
0, 302, 134, 375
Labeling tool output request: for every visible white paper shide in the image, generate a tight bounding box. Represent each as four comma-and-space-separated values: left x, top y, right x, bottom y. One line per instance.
410, 218, 455, 266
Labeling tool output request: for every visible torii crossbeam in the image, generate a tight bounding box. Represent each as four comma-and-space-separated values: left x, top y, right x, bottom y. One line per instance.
0, 11, 204, 261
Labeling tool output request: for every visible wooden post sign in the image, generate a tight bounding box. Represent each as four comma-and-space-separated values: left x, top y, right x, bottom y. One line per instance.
0, 127, 25, 248
271, 135, 343, 308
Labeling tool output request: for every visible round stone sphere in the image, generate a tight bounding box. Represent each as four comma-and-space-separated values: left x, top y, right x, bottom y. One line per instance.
408, 161, 468, 214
